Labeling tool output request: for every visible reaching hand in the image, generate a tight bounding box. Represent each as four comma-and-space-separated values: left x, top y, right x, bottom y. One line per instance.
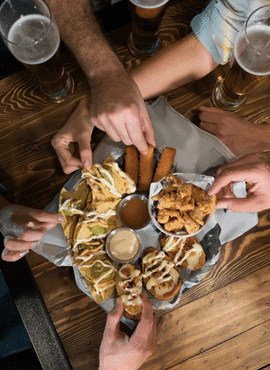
198, 106, 270, 156
99, 293, 157, 370
88, 70, 156, 156
0, 204, 63, 262
208, 154, 270, 213
51, 97, 94, 174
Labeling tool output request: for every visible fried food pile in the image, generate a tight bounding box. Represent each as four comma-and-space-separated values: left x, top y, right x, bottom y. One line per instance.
59, 155, 136, 304
125, 145, 176, 192
58, 152, 210, 315
152, 174, 217, 235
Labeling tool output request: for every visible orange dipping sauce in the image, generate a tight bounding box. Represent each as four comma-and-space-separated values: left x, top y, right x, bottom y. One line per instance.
119, 196, 150, 230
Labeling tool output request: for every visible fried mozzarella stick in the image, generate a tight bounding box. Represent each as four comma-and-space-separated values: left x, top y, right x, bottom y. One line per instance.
153, 147, 176, 182
125, 145, 139, 185
138, 145, 154, 191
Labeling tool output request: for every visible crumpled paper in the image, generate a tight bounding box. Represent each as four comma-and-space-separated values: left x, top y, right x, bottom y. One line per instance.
34, 96, 258, 328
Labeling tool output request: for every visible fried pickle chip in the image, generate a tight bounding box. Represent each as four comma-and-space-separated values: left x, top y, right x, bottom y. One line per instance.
79, 252, 118, 304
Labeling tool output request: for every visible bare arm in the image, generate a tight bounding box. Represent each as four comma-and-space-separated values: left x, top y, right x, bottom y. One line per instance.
47, 0, 156, 173
47, 0, 123, 85
130, 32, 218, 100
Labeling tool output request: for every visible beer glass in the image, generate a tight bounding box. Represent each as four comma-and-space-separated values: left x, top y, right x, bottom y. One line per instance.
212, 5, 270, 111
127, 0, 169, 59
0, 0, 74, 103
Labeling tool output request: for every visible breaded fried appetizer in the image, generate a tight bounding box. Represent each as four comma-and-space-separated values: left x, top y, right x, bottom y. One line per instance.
151, 174, 217, 235
162, 235, 205, 271
116, 264, 143, 320
138, 145, 155, 191
125, 145, 139, 185
79, 251, 118, 304
142, 247, 182, 300
153, 147, 176, 182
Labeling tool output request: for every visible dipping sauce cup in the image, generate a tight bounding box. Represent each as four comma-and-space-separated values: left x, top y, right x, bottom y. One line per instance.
106, 228, 142, 264
118, 194, 150, 230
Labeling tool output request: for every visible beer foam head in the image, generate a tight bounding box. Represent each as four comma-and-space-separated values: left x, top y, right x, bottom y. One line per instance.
129, 0, 169, 9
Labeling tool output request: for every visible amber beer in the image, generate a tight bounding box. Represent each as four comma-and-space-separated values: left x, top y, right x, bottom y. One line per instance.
6, 14, 74, 102
212, 23, 270, 111
127, 0, 169, 59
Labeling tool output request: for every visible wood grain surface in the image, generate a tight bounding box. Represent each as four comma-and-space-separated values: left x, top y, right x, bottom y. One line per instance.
0, 0, 270, 369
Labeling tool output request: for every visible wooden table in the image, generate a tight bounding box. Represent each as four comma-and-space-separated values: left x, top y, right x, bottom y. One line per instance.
1, 0, 270, 369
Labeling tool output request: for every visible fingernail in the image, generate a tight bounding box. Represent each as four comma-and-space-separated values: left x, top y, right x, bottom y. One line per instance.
58, 215, 64, 222
31, 241, 39, 247
83, 160, 90, 168
20, 250, 29, 257
217, 204, 228, 209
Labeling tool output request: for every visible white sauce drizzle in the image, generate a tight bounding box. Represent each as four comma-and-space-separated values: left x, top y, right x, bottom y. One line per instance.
118, 265, 142, 306
142, 251, 179, 296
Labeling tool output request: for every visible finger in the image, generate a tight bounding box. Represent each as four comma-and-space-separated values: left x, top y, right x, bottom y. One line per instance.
1, 248, 29, 262
208, 166, 258, 196
132, 293, 155, 344
198, 106, 224, 114
199, 121, 219, 135
139, 105, 156, 149
215, 155, 260, 177
216, 194, 262, 212
19, 227, 46, 242
103, 298, 124, 343
126, 120, 149, 155
55, 149, 83, 174
27, 212, 64, 229
4, 235, 38, 251
77, 134, 93, 169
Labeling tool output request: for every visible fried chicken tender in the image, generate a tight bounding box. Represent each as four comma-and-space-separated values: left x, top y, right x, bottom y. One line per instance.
157, 209, 182, 224
152, 174, 217, 235
182, 214, 200, 234
164, 217, 185, 232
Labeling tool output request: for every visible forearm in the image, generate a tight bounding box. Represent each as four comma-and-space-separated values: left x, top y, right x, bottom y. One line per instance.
47, 0, 126, 81
130, 33, 218, 100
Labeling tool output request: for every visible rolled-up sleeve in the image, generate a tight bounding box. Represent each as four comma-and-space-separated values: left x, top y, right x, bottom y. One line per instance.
190, 0, 252, 65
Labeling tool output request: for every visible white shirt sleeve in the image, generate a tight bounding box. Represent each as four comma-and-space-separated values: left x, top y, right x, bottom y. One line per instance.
190, 0, 265, 65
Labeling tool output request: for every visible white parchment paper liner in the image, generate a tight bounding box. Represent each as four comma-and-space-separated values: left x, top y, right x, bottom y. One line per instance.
34, 97, 258, 328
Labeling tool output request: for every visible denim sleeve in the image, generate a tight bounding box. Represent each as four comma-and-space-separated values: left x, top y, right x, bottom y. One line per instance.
190, 0, 259, 65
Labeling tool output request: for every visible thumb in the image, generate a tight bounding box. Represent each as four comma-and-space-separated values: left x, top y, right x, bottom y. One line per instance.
216, 196, 259, 213
103, 298, 124, 342
77, 136, 93, 169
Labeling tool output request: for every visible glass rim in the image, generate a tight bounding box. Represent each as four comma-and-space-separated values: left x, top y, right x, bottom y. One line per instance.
245, 4, 270, 41
0, 0, 55, 47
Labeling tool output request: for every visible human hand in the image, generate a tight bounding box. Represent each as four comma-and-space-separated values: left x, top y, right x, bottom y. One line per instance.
51, 97, 94, 174
208, 154, 270, 212
88, 70, 156, 156
99, 293, 157, 370
0, 204, 63, 262
198, 106, 270, 156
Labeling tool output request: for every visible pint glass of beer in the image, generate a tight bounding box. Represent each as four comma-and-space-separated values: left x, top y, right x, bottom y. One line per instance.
127, 0, 169, 59
0, 0, 74, 103
212, 5, 270, 111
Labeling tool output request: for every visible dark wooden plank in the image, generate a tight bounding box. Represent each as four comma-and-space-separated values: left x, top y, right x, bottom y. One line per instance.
140, 266, 270, 370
